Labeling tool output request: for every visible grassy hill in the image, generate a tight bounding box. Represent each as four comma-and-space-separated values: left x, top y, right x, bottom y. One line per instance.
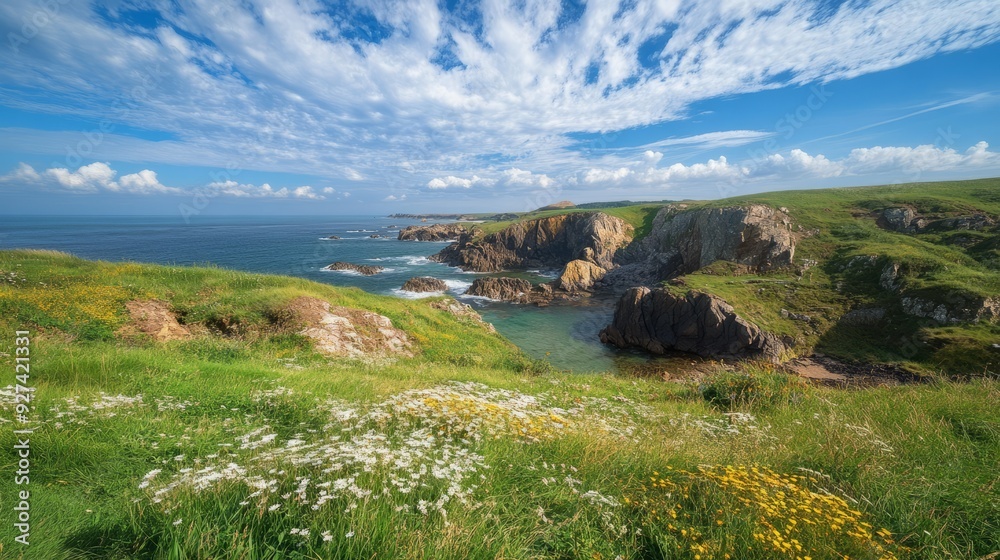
0, 248, 998, 559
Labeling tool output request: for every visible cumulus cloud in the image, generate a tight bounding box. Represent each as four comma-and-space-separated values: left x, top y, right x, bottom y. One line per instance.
1, 0, 997, 190
579, 142, 1000, 189
427, 175, 495, 189
206, 181, 325, 200
0, 162, 182, 194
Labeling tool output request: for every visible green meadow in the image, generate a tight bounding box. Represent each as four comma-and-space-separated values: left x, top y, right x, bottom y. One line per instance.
0, 246, 997, 559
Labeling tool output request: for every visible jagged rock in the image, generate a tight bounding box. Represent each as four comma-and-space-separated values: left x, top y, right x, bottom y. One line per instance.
401, 277, 448, 293
877, 207, 927, 233
557, 259, 607, 292
325, 235, 341, 240
465, 277, 534, 303
602, 204, 795, 289
324, 262, 384, 276
432, 212, 632, 272
398, 223, 468, 241
839, 308, 886, 326
285, 297, 412, 358
599, 287, 786, 361
428, 299, 496, 333
369, 234, 387, 239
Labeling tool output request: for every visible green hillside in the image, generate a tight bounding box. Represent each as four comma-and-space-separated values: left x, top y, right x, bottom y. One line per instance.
0, 242, 998, 558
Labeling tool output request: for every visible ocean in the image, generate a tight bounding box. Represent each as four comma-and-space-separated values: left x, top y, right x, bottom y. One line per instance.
0, 214, 645, 372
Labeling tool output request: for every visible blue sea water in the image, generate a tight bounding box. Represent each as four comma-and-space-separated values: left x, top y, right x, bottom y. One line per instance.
0, 214, 643, 372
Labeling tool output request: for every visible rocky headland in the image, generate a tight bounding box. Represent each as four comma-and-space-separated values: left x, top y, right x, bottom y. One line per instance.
401, 277, 448, 293
398, 223, 468, 241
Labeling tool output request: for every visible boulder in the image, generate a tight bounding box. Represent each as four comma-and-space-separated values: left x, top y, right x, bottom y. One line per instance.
432, 212, 632, 272
401, 277, 448, 293
325, 235, 341, 240
599, 287, 786, 361
557, 259, 607, 292
124, 300, 191, 342
324, 262, 384, 276
398, 223, 468, 241
602, 204, 795, 289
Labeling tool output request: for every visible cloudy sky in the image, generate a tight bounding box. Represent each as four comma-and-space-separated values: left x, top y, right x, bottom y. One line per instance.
1, 0, 999, 215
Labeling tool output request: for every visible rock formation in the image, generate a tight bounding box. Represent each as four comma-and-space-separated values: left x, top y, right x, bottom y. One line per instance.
398, 223, 468, 241
286, 297, 412, 358
324, 262, 384, 276
602, 205, 795, 289
429, 299, 496, 332
401, 277, 448, 293
431, 212, 632, 272
877, 206, 926, 233
464, 277, 556, 305
557, 259, 607, 292
124, 300, 191, 342
599, 288, 786, 361
325, 235, 341, 240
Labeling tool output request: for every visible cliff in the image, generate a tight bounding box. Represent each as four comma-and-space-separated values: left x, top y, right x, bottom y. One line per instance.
430, 212, 633, 273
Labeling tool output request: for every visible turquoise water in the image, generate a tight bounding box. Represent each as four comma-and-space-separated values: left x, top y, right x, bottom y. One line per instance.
0, 215, 632, 372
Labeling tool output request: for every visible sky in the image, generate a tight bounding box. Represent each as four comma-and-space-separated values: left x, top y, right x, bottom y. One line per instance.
1, 0, 999, 216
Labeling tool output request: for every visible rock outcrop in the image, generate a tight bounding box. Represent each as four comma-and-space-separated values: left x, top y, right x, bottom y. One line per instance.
286, 296, 412, 358
325, 235, 341, 240
324, 262, 384, 276
464, 277, 556, 305
431, 212, 632, 272
398, 223, 468, 241
877, 207, 926, 233
602, 205, 795, 289
401, 277, 448, 293
429, 299, 496, 333
901, 295, 999, 324
557, 259, 607, 292
599, 288, 786, 361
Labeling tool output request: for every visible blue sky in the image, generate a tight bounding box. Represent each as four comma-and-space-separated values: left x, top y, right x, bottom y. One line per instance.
1, 0, 999, 215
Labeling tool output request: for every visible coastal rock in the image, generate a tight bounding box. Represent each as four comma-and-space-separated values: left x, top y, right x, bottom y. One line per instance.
287, 296, 412, 359
431, 212, 632, 272
602, 204, 795, 289
557, 259, 607, 292
124, 300, 191, 342
401, 277, 448, 293
398, 223, 468, 241
429, 299, 496, 333
325, 235, 341, 240
369, 234, 387, 239
324, 262, 384, 276
599, 287, 786, 361
465, 277, 534, 303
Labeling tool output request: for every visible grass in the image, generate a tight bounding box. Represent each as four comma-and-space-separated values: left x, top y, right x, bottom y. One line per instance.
0, 249, 997, 559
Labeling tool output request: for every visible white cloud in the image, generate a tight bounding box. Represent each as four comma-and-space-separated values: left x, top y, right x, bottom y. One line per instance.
0, 0, 997, 192
206, 180, 325, 200
578, 141, 1000, 189
383, 194, 407, 202
426, 175, 495, 189
0, 162, 183, 194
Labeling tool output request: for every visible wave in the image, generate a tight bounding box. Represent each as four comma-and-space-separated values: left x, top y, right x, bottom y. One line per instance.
391, 288, 443, 300
365, 255, 435, 266
443, 279, 472, 292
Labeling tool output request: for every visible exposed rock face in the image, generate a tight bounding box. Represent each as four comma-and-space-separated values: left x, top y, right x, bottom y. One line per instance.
877, 207, 926, 233
599, 288, 786, 361
901, 295, 999, 324
287, 296, 412, 358
124, 300, 191, 342
602, 205, 795, 289
401, 277, 448, 293
429, 299, 496, 333
325, 262, 384, 276
557, 259, 607, 292
465, 277, 534, 303
924, 213, 996, 232
432, 212, 632, 272
398, 223, 468, 241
